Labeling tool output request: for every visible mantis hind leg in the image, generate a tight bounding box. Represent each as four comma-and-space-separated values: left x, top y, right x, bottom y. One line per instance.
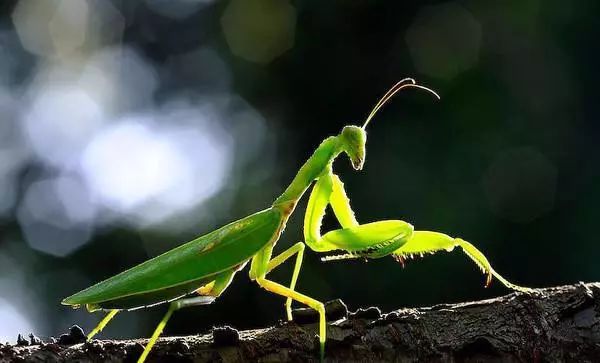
137, 296, 215, 363
393, 231, 533, 292
137, 268, 238, 363
87, 309, 119, 340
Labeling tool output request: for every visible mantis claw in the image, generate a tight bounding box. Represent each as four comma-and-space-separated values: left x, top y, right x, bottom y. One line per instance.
484, 272, 493, 288
393, 254, 406, 268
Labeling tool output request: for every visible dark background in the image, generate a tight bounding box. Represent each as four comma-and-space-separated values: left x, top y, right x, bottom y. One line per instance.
0, 0, 598, 342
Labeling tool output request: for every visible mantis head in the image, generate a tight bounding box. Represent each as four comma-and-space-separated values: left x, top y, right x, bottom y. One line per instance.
341, 78, 440, 171
340, 125, 366, 170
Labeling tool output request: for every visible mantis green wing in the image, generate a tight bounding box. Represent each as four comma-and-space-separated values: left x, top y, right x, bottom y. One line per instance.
62, 208, 284, 311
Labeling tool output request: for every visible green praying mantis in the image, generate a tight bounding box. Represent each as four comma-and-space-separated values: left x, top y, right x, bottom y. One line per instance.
62, 78, 532, 362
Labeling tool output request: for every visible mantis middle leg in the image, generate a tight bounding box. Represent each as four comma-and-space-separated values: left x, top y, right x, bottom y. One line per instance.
266, 241, 305, 320
250, 244, 326, 359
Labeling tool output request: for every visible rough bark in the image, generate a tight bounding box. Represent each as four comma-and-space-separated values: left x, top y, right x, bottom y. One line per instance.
2, 282, 600, 362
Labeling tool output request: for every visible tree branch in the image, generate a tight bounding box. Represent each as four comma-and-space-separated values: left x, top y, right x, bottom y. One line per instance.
2, 282, 600, 362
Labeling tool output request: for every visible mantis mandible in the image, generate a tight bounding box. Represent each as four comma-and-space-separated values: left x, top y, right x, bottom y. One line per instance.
62, 78, 532, 362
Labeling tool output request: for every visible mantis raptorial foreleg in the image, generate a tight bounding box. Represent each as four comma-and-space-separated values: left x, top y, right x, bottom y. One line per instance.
309, 174, 530, 290
304, 169, 412, 256
393, 231, 533, 292
329, 174, 359, 228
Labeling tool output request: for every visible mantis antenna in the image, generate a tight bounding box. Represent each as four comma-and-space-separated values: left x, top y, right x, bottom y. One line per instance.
362, 78, 441, 129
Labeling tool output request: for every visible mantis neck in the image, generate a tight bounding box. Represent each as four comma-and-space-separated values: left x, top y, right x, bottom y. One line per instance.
273, 136, 342, 212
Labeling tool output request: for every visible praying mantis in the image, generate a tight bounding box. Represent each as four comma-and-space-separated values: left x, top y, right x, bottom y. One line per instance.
62, 78, 532, 362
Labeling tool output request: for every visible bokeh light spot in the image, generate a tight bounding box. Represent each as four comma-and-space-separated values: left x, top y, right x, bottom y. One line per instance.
12, 0, 57, 56
17, 176, 95, 257
80, 47, 158, 114
81, 120, 184, 211
48, 0, 90, 56
23, 84, 105, 168
221, 0, 296, 64
406, 3, 481, 80
12, 0, 123, 59
483, 147, 557, 223
80, 113, 233, 226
